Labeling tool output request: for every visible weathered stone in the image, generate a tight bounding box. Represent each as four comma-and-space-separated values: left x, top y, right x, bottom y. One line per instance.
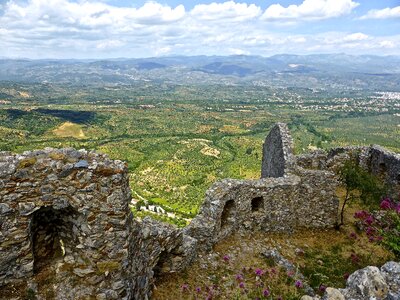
322, 288, 345, 300
0, 161, 14, 177
96, 293, 107, 300
18, 202, 37, 216
381, 261, 400, 292
0, 203, 12, 214
74, 160, 89, 169
18, 157, 36, 169
73, 267, 95, 277
0, 148, 133, 299
261, 123, 294, 178
305, 262, 400, 300
345, 266, 388, 299
97, 261, 121, 273
58, 164, 74, 178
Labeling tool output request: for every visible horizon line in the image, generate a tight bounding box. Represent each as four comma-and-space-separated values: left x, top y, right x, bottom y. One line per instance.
1, 52, 400, 61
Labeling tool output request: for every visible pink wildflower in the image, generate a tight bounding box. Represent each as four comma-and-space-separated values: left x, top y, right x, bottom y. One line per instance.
255, 268, 264, 277
263, 288, 270, 297
380, 198, 393, 210
235, 274, 243, 281
295, 280, 303, 288
223, 255, 230, 262
365, 215, 374, 225
181, 284, 189, 292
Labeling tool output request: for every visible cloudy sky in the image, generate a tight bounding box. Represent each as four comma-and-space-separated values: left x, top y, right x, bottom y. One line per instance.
0, 0, 399, 58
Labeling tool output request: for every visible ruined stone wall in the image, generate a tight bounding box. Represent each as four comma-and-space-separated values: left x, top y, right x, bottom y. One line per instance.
185, 169, 339, 252
0, 148, 133, 299
129, 217, 197, 300
369, 145, 400, 190
1, 123, 399, 299
296, 145, 400, 195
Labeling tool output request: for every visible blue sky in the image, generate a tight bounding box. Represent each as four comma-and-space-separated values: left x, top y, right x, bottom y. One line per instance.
0, 0, 399, 58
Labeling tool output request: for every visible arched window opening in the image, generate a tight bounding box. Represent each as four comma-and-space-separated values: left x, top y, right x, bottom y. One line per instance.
221, 200, 235, 229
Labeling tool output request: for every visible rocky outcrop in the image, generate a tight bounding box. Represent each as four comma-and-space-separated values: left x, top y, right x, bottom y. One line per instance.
302, 262, 400, 300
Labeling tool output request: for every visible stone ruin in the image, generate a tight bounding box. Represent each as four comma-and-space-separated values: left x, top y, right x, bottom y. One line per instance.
0, 149, 134, 299
0, 123, 399, 299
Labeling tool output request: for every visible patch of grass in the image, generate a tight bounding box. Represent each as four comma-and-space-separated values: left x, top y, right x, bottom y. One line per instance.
52, 122, 85, 138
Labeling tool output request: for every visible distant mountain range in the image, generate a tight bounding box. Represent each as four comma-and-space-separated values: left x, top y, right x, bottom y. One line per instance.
1, 54, 400, 90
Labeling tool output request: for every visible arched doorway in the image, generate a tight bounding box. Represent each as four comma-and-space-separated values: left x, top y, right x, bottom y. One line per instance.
30, 206, 79, 273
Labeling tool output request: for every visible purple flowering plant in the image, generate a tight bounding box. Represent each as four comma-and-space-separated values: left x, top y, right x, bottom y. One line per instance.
354, 196, 400, 257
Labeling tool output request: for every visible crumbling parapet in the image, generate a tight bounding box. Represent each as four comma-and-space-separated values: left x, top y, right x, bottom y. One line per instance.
369, 145, 400, 188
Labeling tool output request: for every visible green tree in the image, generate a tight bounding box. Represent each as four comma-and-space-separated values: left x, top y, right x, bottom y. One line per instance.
338, 160, 384, 227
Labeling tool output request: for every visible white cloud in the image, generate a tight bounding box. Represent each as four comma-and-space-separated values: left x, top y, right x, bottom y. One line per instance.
0, 0, 398, 58
191, 1, 261, 21
290, 36, 307, 43
379, 40, 395, 49
360, 6, 400, 20
262, 0, 359, 21
229, 48, 250, 55
96, 39, 125, 50
343, 33, 369, 42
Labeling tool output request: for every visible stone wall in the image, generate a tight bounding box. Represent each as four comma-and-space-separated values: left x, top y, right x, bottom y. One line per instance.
185, 123, 339, 252
185, 169, 338, 252
296, 145, 400, 195
129, 217, 197, 300
1, 123, 399, 299
0, 148, 133, 299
